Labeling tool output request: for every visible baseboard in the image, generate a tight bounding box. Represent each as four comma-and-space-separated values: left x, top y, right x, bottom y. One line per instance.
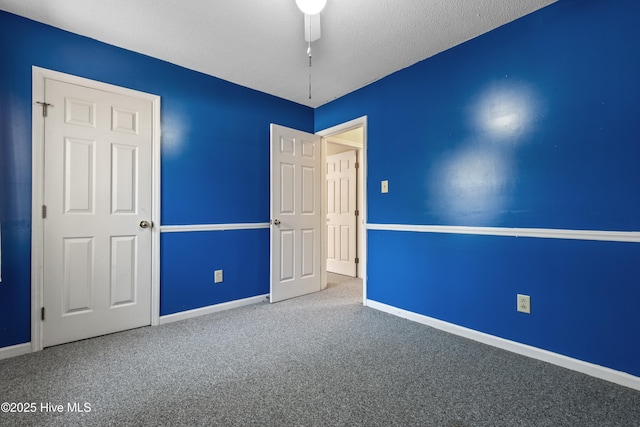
0, 342, 31, 360
159, 294, 269, 325
366, 299, 640, 392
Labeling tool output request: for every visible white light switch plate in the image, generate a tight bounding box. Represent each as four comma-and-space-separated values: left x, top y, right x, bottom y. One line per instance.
381, 180, 389, 193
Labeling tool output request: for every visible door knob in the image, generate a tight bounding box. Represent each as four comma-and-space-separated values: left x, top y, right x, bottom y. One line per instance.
273, 219, 281, 226
140, 220, 151, 229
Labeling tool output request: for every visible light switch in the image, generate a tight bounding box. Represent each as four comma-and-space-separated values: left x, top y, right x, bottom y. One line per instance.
381, 180, 389, 193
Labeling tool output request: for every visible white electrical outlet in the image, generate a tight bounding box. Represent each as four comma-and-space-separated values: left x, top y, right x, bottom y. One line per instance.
517, 294, 531, 314
214, 270, 223, 283
381, 180, 389, 193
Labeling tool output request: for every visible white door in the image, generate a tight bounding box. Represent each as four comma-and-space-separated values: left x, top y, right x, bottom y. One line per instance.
43, 78, 153, 347
270, 124, 322, 303
326, 150, 357, 277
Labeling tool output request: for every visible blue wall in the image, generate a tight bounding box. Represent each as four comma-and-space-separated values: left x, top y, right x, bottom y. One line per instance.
0, 11, 313, 347
316, 0, 640, 376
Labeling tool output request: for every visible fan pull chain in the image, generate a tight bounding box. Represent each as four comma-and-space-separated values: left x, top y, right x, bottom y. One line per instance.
307, 18, 312, 99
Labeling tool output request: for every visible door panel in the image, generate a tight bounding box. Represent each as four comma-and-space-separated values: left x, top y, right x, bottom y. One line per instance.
64, 137, 95, 213
280, 230, 295, 281
63, 237, 94, 314
326, 150, 357, 276
281, 163, 295, 213
301, 229, 316, 277
111, 144, 138, 213
301, 166, 315, 213
270, 124, 322, 303
43, 78, 152, 347
110, 235, 137, 306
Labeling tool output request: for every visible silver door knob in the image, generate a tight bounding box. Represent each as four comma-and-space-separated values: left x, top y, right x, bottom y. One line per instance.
273, 219, 281, 226
140, 220, 151, 229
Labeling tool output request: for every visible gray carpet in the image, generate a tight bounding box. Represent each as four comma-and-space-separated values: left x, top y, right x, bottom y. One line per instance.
1, 273, 639, 426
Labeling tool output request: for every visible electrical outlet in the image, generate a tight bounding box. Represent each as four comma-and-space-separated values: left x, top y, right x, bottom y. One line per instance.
517, 294, 531, 314
381, 180, 389, 193
214, 269, 223, 283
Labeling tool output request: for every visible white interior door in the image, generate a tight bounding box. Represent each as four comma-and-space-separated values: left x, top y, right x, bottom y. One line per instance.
43, 78, 153, 347
326, 150, 357, 277
270, 124, 322, 303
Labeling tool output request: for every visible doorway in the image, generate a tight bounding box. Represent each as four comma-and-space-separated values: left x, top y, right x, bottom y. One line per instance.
318, 117, 367, 304
325, 131, 363, 278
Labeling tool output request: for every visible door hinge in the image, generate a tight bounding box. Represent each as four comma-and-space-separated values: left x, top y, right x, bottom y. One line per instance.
36, 101, 53, 117
355, 209, 359, 217
355, 257, 360, 264
41, 307, 45, 321
355, 162, 360, 169
42, 205, 47, 219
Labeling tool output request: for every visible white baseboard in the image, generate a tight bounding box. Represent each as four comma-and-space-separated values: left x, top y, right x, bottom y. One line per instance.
0, 342, 31, 360
366, 299, 640, 391
159, 294, 269, 325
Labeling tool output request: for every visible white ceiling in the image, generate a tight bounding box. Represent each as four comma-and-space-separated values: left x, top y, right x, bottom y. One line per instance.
0, 0, 556, 108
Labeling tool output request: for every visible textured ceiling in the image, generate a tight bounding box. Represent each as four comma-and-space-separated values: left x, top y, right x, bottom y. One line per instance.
0, 0, 556, 107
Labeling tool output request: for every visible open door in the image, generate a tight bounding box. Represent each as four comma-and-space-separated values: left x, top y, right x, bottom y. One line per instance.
270, 124, 322, 303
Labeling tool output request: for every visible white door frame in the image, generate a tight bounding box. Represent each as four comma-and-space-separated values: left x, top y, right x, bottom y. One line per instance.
30, 66, 162, 352
318, 116, 368, 305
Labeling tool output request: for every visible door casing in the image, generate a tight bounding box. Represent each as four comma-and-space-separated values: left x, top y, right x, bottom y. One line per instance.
30, 66, 162, 352
318, 116, 368, 304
